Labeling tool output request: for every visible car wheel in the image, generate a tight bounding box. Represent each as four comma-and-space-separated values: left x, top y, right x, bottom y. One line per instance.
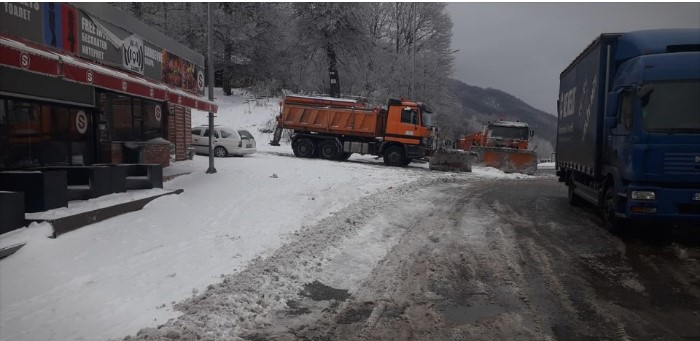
319, 140, 342, 160
214, 146, 228, 157
383, 146, 405, 167
292, 138, 315, 158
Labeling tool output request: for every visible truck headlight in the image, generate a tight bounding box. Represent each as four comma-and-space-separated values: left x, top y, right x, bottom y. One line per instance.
631, 191, 655, 200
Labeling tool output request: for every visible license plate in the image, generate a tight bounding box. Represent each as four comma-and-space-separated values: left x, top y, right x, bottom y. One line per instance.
695, 193, 700, 201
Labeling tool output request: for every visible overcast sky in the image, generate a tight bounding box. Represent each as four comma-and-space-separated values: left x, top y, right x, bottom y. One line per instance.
447, 3, 700, 115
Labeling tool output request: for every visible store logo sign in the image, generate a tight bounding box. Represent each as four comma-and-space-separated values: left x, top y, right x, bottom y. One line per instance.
86, 70, 94, 83
197, 71, 205, 92
154, 105, 162, 121
20, 52, 30, 69
76, 110, 88, 134
123, 35, 144, 74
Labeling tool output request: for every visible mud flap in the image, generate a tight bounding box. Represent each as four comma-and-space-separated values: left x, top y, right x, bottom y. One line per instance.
429, 148, 476, 172
472, 147, 538, 175
269, 125, 283, 146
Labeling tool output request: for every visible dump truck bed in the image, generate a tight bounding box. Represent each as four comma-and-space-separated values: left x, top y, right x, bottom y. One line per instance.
278, 96, 386, 138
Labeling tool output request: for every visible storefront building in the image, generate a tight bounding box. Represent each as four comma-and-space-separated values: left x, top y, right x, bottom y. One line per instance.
0, 2, 217, 170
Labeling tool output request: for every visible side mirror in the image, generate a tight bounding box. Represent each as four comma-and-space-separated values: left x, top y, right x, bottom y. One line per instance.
530, 130, 535, 138
637, 84, 654, 98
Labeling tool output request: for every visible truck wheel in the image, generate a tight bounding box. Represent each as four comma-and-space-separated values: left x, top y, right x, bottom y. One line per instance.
319, 140, 341, 160
293, 138, 315, 158
338, 152, 352, 161
602, 186, 626, 232
402, 158, 412, 166
383, 146, 406, 167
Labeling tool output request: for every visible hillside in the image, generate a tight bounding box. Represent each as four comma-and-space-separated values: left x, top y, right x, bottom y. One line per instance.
440, 78, 557, 159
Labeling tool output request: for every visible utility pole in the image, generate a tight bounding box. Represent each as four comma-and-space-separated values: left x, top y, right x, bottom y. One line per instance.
206, 2, 217, 174
410, 3, 416, 100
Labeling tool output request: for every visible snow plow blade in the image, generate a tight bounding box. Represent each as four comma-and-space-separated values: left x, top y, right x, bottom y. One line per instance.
429, 148, 476, 172
472, 147, 538, 175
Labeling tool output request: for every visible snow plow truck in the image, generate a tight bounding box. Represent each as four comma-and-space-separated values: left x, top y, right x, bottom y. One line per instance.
457, 120, 538, 175
270, 95, 472, 170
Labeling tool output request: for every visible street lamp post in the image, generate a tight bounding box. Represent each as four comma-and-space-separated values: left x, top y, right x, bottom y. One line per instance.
206, 2, 217, 174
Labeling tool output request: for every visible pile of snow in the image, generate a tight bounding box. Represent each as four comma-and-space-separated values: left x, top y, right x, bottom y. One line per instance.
538, 162, 555, 170
0, 88, 536, 341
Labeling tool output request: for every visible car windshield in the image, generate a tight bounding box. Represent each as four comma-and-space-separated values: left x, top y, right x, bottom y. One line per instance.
238, 130, 254, 140
489, 126, 529, 140
220, 129, 235, 138
641, 81, 700, 132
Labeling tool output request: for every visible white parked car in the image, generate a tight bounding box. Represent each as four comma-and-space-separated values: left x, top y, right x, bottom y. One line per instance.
191, 125, 257, 157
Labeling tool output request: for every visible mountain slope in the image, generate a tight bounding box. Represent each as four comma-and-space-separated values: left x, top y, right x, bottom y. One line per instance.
440, 78, 557, 158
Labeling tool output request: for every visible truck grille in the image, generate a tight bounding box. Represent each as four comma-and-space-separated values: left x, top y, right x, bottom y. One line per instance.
664, 152, 700, 175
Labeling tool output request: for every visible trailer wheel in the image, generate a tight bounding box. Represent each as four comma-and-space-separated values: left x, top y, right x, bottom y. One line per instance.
383, 146, 406, 167
293, 138, 315, 158
338, 152, 352, 161
319, 140, 342, 160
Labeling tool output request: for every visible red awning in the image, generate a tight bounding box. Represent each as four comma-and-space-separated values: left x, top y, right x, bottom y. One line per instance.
0, 35, 217, 113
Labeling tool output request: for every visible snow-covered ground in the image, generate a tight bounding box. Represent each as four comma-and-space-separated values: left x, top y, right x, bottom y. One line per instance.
0, 89, 534, 341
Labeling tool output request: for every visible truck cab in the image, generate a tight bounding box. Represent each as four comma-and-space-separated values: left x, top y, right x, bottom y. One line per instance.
381, 99, 434, 164
604, 40, 700, 222
558, 29, 700, 226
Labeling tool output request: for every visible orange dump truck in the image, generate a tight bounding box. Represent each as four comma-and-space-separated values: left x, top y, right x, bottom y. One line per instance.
270, 95, 434, 166
456, 120, 538, 174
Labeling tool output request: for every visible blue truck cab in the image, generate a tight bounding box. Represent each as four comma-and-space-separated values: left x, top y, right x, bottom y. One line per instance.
556, 29, 700, 227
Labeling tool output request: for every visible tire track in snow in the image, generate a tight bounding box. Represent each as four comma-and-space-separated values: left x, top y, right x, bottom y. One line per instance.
124, 173, 467, 340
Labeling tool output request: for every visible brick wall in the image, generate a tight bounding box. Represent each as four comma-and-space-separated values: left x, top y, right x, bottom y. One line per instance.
166, 104, 191, 162
100, 142, 123, 164
142, 143, 170, 166
184, 107, 191, 155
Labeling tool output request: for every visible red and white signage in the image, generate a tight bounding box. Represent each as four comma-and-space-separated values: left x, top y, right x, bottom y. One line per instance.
154, 105, 162, 121
75, 110, 88, 134
0, 36, 219, 113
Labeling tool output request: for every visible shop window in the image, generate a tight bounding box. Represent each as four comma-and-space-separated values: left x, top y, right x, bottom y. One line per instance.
107, 93, 164, 141
133, 98, 143, 138
143, 102, 163, 140
111, 95, 134, 140
0, 99, 7, 168
0, 99, 6, 125
0, 98, 91, 168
